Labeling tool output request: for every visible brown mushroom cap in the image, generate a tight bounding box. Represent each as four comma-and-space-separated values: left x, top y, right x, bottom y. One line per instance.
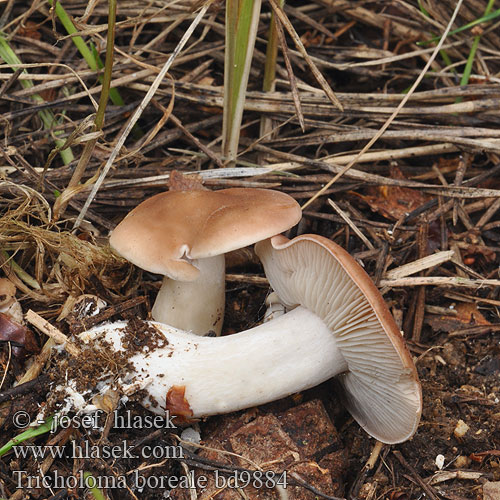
109, 188, 302, 281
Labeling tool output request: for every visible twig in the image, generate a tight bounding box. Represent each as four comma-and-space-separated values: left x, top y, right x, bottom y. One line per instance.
69, 296, 147, 334
288, 472, 345, 500
25, 310, 80, 356
348, 441, 387, 500
380, 277, 500, 287
0, 375, 49, 404
16, 338, 55, 385
392, 450, 440, 500
328, 199, 374, 250
452, 154, 469, 226
429, 470, 485, 485
366, 441, 384, 469
476, 196, 500, 229
384, 252, 456, 280
444, 291, 500, 307
225, 274, 269, 285
373, 242, 389, 287
0, 341, 11, 391
178, 447, 345, 500
448, 324, 500, 337
412, 224, 428, 342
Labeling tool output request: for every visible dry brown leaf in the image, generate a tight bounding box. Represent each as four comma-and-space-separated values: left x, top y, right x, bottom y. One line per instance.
0, 312, 39, 357
426, 302, 491, 333
454, 302, 491, 326
354, 166, 429, 220
168, 170, 207, 191
17, 21, 42, 40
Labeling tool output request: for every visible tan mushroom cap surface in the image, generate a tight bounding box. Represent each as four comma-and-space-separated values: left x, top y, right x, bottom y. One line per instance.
255, 234, 422, 444
109, 188, 302, 281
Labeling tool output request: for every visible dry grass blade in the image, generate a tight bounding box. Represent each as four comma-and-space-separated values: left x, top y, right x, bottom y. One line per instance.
380, 277, 500, 287
302, 0, 466, 209
268, 0, 343, 112
273, 11, 305, 132
73, 0, 213, 229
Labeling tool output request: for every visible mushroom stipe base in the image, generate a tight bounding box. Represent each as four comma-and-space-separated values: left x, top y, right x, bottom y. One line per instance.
75, 307, 344, 418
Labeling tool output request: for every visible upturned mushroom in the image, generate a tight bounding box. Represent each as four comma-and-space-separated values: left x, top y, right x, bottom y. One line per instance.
109, 188, 301, 336
80, 234, 421, 444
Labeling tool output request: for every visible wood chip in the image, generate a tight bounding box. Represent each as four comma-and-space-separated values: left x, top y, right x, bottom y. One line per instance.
385, 251, 455, 279
26, 309, 80, 356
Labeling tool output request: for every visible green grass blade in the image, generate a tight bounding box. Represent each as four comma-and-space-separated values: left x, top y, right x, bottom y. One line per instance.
223, 0, 263, 163
49, 0, 96, 68
417, 0, 430, 18
439, 48, 454, 74
82, 473, 107, 500
54, 0, 121, 220
455, 0, 496, 103
0, 417, 54, 458
460, 0, 496, 87
0, 34, 74, 164
418, 7, 500, 45
48, 0, 127, 110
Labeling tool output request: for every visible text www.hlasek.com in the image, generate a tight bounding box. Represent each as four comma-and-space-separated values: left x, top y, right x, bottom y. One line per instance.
12, 441, 183, 460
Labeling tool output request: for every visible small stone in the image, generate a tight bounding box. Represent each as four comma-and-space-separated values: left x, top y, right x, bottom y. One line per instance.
435, 454, 445, 470
180, 427, 201, 448
454, 455, 470, 468
483, 481, 500, 500
453, 419, 469, 439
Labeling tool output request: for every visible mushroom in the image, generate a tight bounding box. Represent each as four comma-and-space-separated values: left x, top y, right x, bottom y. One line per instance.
255, 234, 422, 443
81, 233, 421, 444
109, 188, 301, 336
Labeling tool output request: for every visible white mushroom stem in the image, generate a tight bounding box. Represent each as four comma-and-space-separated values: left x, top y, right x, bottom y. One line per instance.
263, 291, 286, 323
84, 306, 348, 417
151, 255, 225, 336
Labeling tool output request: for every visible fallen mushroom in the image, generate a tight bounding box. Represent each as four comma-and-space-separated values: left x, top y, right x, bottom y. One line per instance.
109, 188, 301, 336
76, 233, 421, 444
256, 234, 422, 444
